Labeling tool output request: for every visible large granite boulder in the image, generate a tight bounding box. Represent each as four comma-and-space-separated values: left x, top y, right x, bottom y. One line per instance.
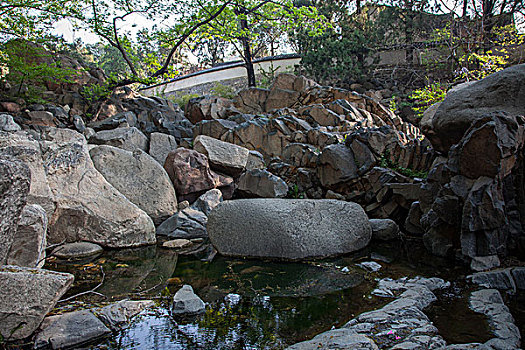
41, 128, 156, 248
0, 154, 31, 264
0, 266, 74, 340
428, 64, 525, 153
90, 145, 178, 225
193, 135, 249, 176
7, 204, 47, 268
208, 199, 372, 260
0, 132, 56, 217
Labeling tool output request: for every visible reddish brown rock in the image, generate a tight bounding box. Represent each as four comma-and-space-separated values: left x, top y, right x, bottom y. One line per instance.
0, 102, 22, 114
164, 148, 233, 196
234, 87, 270, 114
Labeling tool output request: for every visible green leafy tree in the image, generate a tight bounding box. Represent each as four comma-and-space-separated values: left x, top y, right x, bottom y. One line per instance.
191, 0, 326, 87
291, 0, 376, 86
0, 40, 76, 102
0, 0, 84, 39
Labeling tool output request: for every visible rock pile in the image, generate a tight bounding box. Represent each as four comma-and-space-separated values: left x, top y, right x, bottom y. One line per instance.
188, 73, 434, 221
414, 64, 525, 262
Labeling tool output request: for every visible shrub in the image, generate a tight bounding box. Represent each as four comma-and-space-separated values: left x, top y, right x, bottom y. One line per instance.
171, 93, 200, 109
211, 82, 236, 99
409, 82, 448, 118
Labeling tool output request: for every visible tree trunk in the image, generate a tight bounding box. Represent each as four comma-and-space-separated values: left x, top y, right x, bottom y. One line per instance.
239, 16, 256, 87
356, 0, 361, 14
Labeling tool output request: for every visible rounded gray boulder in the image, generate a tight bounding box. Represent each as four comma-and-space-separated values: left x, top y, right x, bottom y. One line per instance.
207, 199, 372, 260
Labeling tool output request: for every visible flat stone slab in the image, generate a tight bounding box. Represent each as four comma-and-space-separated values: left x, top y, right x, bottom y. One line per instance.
286, 329, 378, 350
0, 266, 73, 340
208, 199, 372, 260
52, 242, 104, 259
163, 239, 192, 249
34, 310, 111, 349
95, 300, 154, 331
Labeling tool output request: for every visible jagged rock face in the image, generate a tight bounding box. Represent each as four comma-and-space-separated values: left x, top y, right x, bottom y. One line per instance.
185, 96, 236, 124
89, 127, 149, 152
188, 73, 434, 223
94, 87, 191, 140
208, 199, 372, 260
427, 64, 525, 154
419, 113, 525, 259
0, 154, 31, 264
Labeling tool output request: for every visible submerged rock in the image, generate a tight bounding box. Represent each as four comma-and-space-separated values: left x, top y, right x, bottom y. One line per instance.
51, 242, 104, 259
286, 276, 449, 350
172, 285, 206, 315
163, 239, 192, 249
208, 199, 372, 260
95, 300, 154, 331
0, 266, 73, 340
34, 310, 111, 349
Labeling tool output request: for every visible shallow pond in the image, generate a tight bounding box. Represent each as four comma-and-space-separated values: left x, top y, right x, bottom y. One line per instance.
44, 239, 500, 349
